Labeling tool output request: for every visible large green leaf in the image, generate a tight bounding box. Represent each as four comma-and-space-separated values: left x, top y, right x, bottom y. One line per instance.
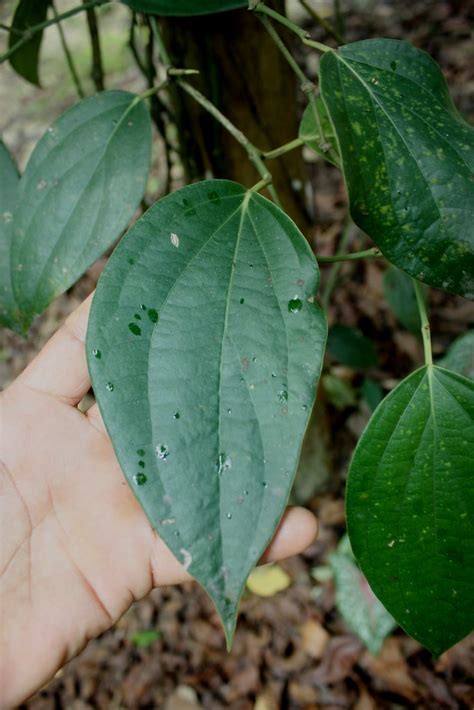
120, 0, 247, 15
0, 141, 20, 331
347, 365, 474, 655
87, 179, 327, 643
11, 91, 151, 331
298, 96, 340, 167
319, 39, 474, 299
8, 0, 51, 86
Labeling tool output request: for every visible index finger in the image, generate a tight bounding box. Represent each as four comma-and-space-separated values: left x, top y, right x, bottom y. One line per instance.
14, 293, 94, 406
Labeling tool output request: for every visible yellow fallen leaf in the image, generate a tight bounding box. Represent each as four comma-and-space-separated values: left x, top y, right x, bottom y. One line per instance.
246, 564, 291, 597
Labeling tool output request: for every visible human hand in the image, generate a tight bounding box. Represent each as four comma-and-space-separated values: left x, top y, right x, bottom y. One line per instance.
0, 295, 318, 707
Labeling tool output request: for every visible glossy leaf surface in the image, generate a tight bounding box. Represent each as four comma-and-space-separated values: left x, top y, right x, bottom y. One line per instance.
0, 142, 20, 331
120, 0, 247, 15
320, 39, 474, 298
298, 97, 340, 167
11, 91, 151, 330
347, 366, 474, 655
87, 180, 327, 643
330, 536, 396, 655
9, 0, 51, 86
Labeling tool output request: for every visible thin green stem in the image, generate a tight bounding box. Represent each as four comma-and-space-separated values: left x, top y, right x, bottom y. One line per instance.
252, 2, 331, 54
149, 16, 172, 66
51, 1, 85, 99
262, 137, 305, 160
413, 279, 433, 366
0, 0, 108, 65
251, 176, 273, 192
83, 0, 105, 91
177, 79, 281, 206
0, 23, 22, 36
318, 246, 380, 263
321, 220, 357, 310
258, 15, 308, 86
298, 0, 343, 44
135, 79, 169, 103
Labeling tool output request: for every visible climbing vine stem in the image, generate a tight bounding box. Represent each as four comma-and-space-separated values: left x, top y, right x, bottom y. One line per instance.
413, 279, 433, 366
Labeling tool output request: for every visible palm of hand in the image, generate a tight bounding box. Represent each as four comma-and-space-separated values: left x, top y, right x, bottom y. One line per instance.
0, 296, 317, 706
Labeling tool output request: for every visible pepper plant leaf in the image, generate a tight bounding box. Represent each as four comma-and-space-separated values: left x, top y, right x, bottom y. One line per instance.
87, 179, 327, 645
11, 91, 151, 331
120, 0, 247, 15
9, 0, 51, 86
0, 141, 20, 331
346, 365, 474, 655
319, 39, 474, 299
299, 96, 340, 167
383, 265, 421, 334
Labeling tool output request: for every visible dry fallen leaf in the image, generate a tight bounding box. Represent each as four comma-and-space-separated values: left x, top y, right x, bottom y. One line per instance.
300, 619, 330, 659
246, 565, 291, 597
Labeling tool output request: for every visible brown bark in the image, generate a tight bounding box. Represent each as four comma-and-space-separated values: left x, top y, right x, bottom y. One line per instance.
160, 2, 310, 229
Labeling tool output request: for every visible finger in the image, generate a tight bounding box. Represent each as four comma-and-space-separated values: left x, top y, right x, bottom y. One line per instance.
15, 293, 94, 406
86, 402, 107, 434
150, 506, 318, 586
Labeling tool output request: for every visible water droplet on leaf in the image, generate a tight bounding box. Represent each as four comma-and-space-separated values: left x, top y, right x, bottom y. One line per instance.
288, 297, 303, 313
148, 308, 159, 324
92, 348, 101, 359
156, 444, 170, 460
128, 322, 141, 336
278, 390, 288, 402
106, 382, 114, 392
134, 472, 147, 486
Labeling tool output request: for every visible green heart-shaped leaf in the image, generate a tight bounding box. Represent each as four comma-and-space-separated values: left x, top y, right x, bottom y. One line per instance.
11, 91, 151, 330
87, 179, 326, 644
320, 39, 474, 299
120, 0, 247, 15
347, 365, 474, 655
438, 331, 474, 380
0, 141, 20, 332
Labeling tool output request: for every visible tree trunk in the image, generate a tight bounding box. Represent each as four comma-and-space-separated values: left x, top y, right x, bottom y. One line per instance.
160, 2, 311, 229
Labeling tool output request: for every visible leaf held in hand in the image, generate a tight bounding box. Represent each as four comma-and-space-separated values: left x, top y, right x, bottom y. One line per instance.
87, 179, 327, 645
0, 142, 20, 331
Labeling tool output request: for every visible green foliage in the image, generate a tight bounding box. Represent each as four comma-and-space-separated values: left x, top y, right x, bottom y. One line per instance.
2, 0, 473, 656
9, 0, 51, 86
87, 180, 327, 644
438, 331, 474, 380
320, 39, 474, 298
120, 0, 247, 15
0, 142, 20, 332
346, 365, 474, 655
327, 324, 378, 368
299, 97, 340, 167
383, 265, 421, 334
129, 629, 161, 648
330, 535, 396, 655
11, 91, 151, 331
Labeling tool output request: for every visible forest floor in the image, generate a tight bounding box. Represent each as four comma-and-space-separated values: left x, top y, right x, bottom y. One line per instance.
1, 0, 474, 708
